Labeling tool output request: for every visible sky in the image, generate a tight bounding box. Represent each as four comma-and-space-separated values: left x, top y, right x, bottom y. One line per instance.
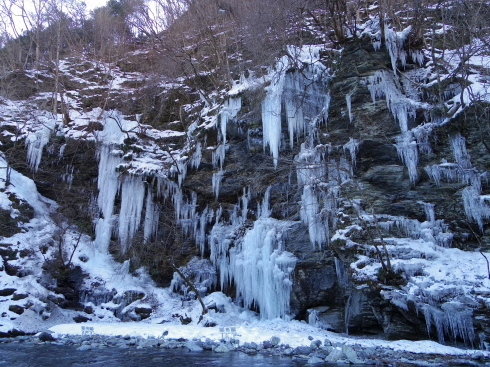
84, 0, 107, 12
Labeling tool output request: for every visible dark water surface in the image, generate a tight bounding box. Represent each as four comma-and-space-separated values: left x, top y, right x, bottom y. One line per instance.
0, 342, 317, 367
0, 340, 479, 367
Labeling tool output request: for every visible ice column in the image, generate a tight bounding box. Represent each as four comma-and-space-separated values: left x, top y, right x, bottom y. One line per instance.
228, 217, 297, 319
118, 175, 146, 253
262, 64, 285, 166
384, 25, 411, 74
26, 125, 52, 171
94, 145, 122, 253
296, 143, 331, 248
143, 187, 159, 242
395, 132, 419, 183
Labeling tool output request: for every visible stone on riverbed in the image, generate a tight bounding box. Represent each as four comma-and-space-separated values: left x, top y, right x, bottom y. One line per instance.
214, 343, 230, 353
186, 342, 204, 352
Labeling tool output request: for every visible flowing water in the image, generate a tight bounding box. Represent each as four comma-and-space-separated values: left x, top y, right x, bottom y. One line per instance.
0, 342, 310, 367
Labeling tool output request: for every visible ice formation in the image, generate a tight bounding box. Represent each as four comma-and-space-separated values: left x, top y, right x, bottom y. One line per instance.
143, 188, 159, 242
118, 175, 146, 253
185, 186, 299, 319
262, 67, 285, 165
212, 170, 224, 199
219, 97, 242, 146
346, 92, 353, 123
262, 48, 329, 165
26, 124, 52, 171
343, 138, 359, 167
423, 303, 475, 346
395, 132, 419, 183
377, 201, 453, 248
425, 134, 490, 230
227, 217, 297, 319
295, 143, 342, 248
384, 25, 411, 74
94, 146, 122, 253
367, 70, 416, 133
61, 165, 74, 188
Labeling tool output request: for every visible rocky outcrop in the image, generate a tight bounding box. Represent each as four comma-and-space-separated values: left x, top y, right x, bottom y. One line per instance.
1, 29, 489, 347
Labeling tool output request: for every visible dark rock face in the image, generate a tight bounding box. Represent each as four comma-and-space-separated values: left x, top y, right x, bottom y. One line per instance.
8, 305, 24, 315
0, 289, 16, 297
73, 315, 91, 323
38, 331, 56, 342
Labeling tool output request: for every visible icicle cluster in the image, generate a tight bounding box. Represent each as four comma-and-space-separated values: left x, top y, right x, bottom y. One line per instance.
343, 138, 359, 167
227, 217, 297, 319
425, 134, 489, 231
384, 25, 412, 74
94, 146, 160, 254
295, 143, 342, 248
262, 51, 329, 166
94, 145, 123, 253
367, 70, 416, 133
423, 303, 475, 346
211, 97, 241, 198
118, 175, 146, 253
378, 202, 453, 248
169, 183, 298, 319
395, 132, 419, 183
26, 124, 52, 171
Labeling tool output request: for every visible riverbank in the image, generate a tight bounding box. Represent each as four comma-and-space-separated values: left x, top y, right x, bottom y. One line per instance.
41, 321, 490, 366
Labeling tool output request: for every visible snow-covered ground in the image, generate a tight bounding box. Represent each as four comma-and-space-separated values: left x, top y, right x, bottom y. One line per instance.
49, 317, 489, 358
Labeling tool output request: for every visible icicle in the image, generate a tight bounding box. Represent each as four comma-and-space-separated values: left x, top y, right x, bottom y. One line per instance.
450, 134, 472, 169
285, 92, 306, 148
295, 143, 338, 248
346, 92, 353, 123
118, 175, 146, 253
462, 186, 490, 232
324, 93, 331, 125
367, 70, 416, 133
61, 165, 74, 188
212, 170, 224, 199
300, 185, 328, 248
143, 186, 159, 242
26, 125, 52, 171
383, 211, 453, 248
296, 143, 326, 187
384, 24, 411, 74
94, 145, 122, 253
241, 186, 251, 221
227, 218, 296, 319
189, 141, 202, 170
343, 138, 359, 167
395, 132, 419, 183
212, 144, 226, 170
371, 29, 382, 51
176, 158, 187, 187
258, 186, 272, 219
59, 143, 66, 158
423, 303, 475, 346
422, 202, 436, 224
195, 206, 211, 256
412, 123, 433, 155
219, 97, 242, 145
410, 49, 425, 66
262, 71, 284, 166
334, 258, 349, 289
